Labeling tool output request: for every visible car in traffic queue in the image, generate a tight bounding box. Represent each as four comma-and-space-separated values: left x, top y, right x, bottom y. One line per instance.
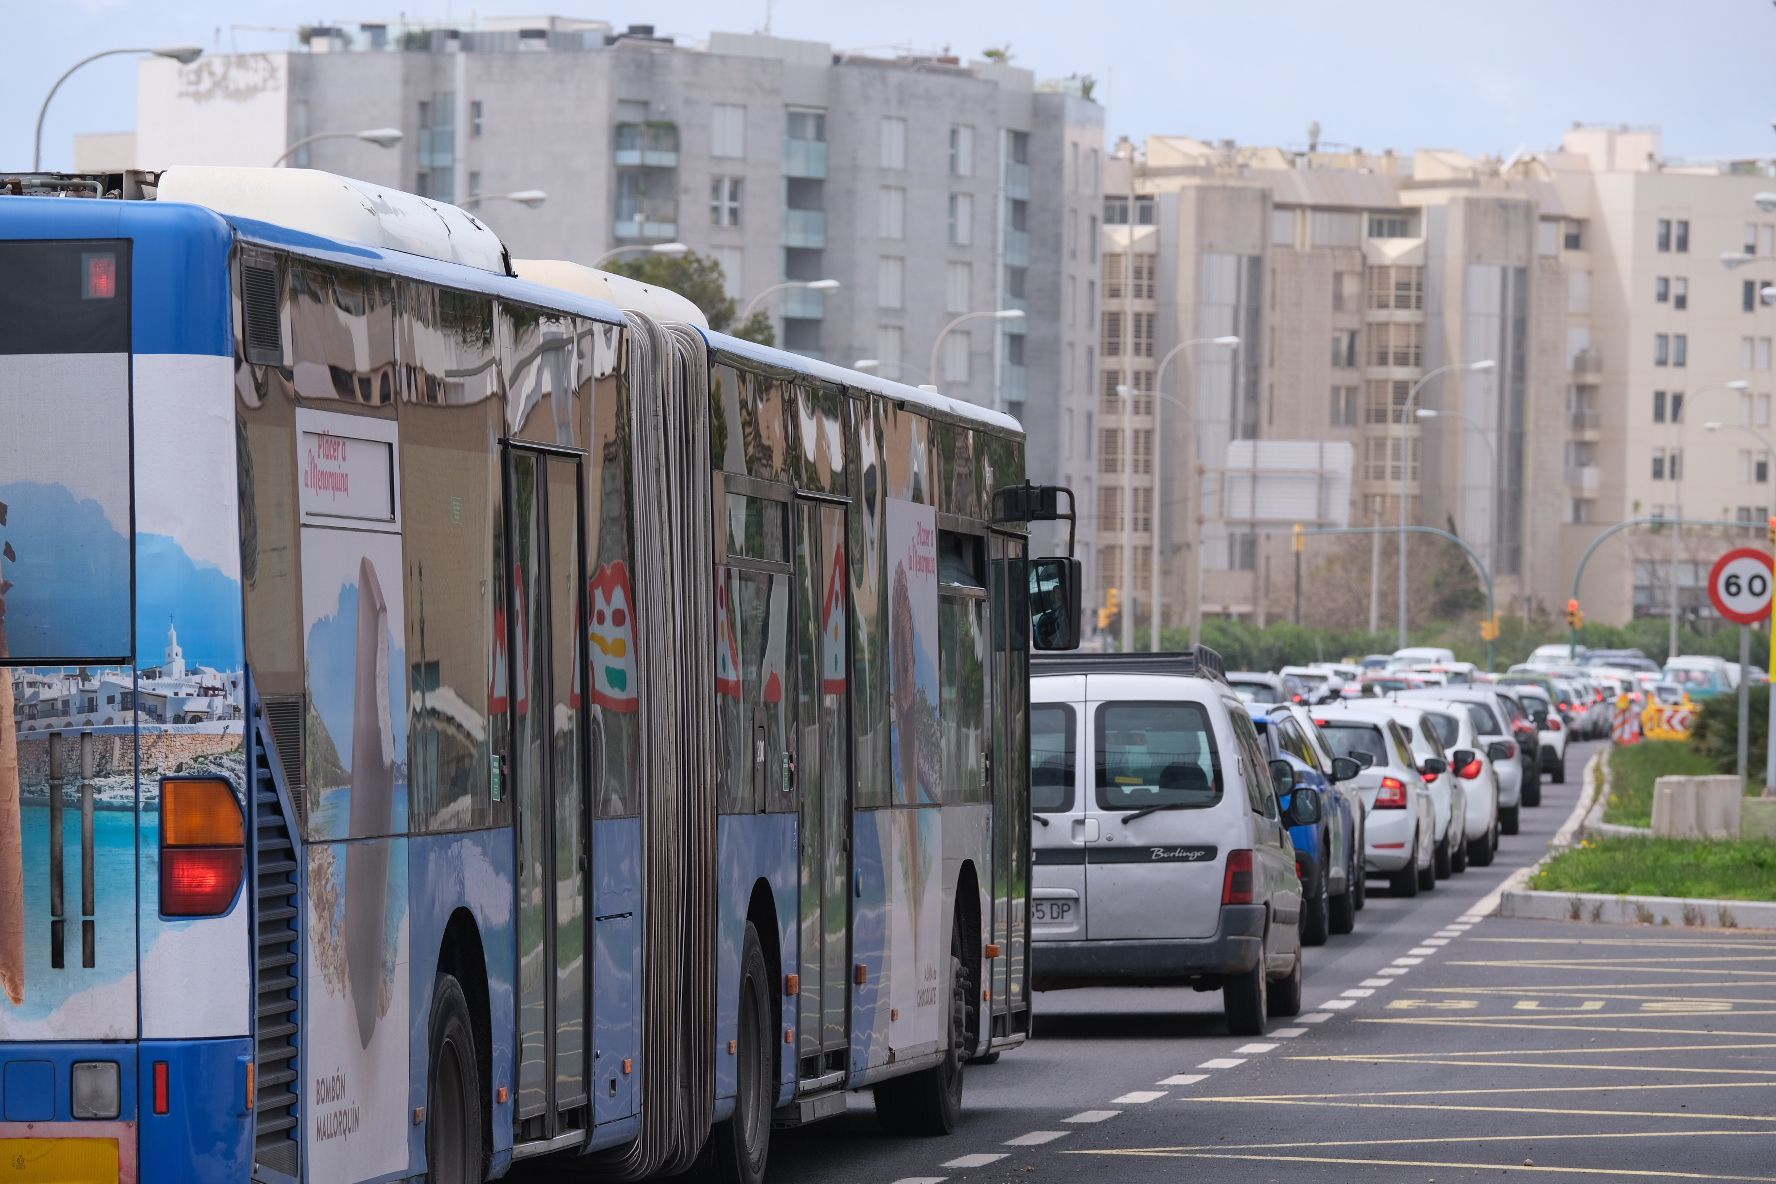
1491, 687, 1545, 807
1410, 702, 1502, 866
1365, 701, 1469, 880
1266, 702, 1369, 919
1665, 655, 1736, 700
1029, 648, 1317, 1035
1504, 681, 1568, 784
1279, 665, 1345, 705
1227, 669, 1312, 705
1392, 687, 1527, 836
1252, 708, 1364, 943
1310, 702, 1438, 897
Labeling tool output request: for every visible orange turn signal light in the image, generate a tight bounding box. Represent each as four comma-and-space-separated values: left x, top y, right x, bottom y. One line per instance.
163, 779, 244, 848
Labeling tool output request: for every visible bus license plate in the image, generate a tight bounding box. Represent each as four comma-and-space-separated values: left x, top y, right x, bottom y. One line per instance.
0, 1139, 118, 1183
1033, 900, 1073, 924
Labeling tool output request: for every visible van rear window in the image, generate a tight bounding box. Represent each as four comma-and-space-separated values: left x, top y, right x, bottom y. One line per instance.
1094, 701, 1222, 812
1032, 704, 1076, 813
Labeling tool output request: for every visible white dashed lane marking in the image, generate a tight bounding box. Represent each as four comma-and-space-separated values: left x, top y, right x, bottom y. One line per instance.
1197, 1057, 1247, 1069
1159, 1073, 1208, 1086
941, 1153, 1006, 1169
1110, 1090, 1168, 1104
1065, 1110, 1121, 1123
1392, 956, 1423, 966
1318, 999, 1355, 1010
1407, 946, 1437, 956
1234, 1042, 1278, 1054
1299, 1012, 1334, 1023
1360, 978, 1392, 988
1423, 937, 1450, 946
1377, 967, 1409, 977
1341, 988, 1374, 998
1269, 1028, 1307, 1038
1004, 1131, 1069, 1146
892, 1178, 948, 1184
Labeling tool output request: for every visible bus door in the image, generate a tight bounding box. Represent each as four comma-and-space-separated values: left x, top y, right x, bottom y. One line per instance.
504, 447, 591, 1135
988, 533, 1031, 1036
792, 499, 852, 1083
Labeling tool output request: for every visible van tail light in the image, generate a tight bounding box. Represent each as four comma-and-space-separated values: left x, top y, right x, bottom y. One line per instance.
1222, 849, 1255, 905
160, 779, 245, 917
1375, 776, 1409, 809
1458, 758, 1484, 780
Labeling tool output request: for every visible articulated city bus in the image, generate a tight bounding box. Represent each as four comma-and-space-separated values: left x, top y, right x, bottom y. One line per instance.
0, 167, 1080, 1184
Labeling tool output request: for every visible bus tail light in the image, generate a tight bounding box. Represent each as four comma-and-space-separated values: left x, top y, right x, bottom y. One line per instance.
153, 1061, 169, 1115
1375, 776, 1409, 809
161, 779, 245, 917
1222, 849, 1255, 905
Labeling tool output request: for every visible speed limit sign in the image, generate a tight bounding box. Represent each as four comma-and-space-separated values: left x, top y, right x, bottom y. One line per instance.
1709, 547, 1775, 624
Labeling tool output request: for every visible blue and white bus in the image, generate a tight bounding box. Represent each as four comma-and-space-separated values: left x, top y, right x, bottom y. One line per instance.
0, 167, 1081, 1184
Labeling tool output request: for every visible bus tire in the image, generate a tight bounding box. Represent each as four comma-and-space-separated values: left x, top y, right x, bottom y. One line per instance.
711, 923, 775, 1184
874, 936, 968, 1135
426, 973, 485, 1184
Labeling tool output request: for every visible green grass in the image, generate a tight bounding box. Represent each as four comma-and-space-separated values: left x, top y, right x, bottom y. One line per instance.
1603, 741, 1719, 828
1532, 836, 1776, 902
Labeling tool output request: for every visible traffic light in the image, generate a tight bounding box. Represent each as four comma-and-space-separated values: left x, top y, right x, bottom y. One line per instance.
1292, 523, 1306, 554
1565, 598, 1584, 630
1098, 587, 1121, 631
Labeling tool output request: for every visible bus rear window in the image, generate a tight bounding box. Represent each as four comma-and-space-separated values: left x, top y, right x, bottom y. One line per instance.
0, 240, 133, 663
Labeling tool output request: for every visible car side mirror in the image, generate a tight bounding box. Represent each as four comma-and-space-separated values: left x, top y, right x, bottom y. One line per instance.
1329, 756, 1361, 783
1268, 758, 1297, 799
1284, 785, 1323, 826
1451, 748, 1476, 770
1487, 740, 1511, 762
1352, 751, 1376, 769
1029, 556, 1082, 652
1420, 756, 1448, 776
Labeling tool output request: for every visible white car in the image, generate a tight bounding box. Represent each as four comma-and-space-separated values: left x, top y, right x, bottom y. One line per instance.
1365, 702, 1470, 879
1413, 702, 1501, 866
1281, 665, 1343, 704
1393, 688, 1525, 836
1507, 683, 1568, 784
1312, 704, 1437, 897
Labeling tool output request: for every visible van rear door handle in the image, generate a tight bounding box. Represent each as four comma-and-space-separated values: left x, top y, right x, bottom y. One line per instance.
1071, 817, 1100, 843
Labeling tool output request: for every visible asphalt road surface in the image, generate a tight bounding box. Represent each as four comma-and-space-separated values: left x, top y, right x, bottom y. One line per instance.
758, 737, 1776, 1183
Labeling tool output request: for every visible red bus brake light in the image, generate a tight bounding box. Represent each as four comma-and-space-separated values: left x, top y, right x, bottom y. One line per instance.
83, 251, 117, 300
160, 779, 245, 917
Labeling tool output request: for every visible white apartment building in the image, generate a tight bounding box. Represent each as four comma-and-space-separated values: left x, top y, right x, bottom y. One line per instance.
104, 17, 1105, 561
1096, 127, 1775, 636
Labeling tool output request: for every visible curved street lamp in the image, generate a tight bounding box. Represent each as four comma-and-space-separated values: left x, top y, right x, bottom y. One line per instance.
270, 127, 403, 167
1414, 406, 1499, 570
36, 46, 203, 170
928, 309, 1024, 396
591, 241, 689, 268
461, 189, 548, 210
1396, 359, 1495, 647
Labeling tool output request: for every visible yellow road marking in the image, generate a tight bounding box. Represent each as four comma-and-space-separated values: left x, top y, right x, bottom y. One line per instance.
1068, 1149, 1776, 1181
1412, 983, 1776, 999
1180, 1096, 1776, 1124
1283, 1055, 1776, 1077
1472, 937, 1776, 950
1451, 959, 1776, 977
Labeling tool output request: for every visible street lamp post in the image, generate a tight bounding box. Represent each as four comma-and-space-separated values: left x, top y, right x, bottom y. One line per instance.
928, 309, 1025, 402
1146, 335, 1240, 651
1705, 420, 1776, 518
270, 127, 403, 167
1116, 383, 1136, 650
36, 46, 203, 170
460, 189, 548, 210
741, 278, 840, 321
1414, 406, 1499, 571
1396, 359, 1495, 648
591, 241, 689, 268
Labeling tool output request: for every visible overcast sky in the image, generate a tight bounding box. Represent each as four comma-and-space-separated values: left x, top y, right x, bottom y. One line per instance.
11, 0, 1774, 171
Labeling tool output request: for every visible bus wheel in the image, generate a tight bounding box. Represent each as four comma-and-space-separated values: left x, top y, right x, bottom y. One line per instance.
874, 933, 969, 1135
426, 974, 485, 1184
711, 923, 774, 1184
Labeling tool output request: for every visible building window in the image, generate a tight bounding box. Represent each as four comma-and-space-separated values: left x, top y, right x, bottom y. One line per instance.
945, 261, 972, 314
877, 324, 903, 370
1653, 390, 1666, 423
948, 193, 973, 247
1132, 311, 1155, 358
786, 108, 826, 143
1656, 276, 1669, 303
1675, 219, 1690, 252
1654, 334, 1669, 366
712, 246, 743, 300
1228, 532, 1257, 571
1309, 211, 1361, 248
942, 330, 970, 383
1368, 214, 1414, 239
1272, 207, 1296, 247
948, 124, 974, 177
877, 256, 904, 309
1331, 330, 1358, 368
1656, 218, 1671, 252
1762, 458, 1772, 484
1104, 196, 1129, 224
470, 100, 483, 137
879, 186, 905, 240
1008, 197, 1029, 233
1132, 255, 1155, 299
1652, 449, 1666, 481
467, 170, 482, 198
1368, 322, 1421, 368
710, 176, 743, 227
880, 116, 907, 170
1761, 339, 1775, 371
1673, 334, 1687, 367
1007, 129, 1030, 166
712, 103, 746, 158
1671, 391, 1684, 422
1102, 310, 1124, 358
1673, 277, 1687, 309
1006, 333, 1026, 368
1331, 385, 1359, 427
1089, 215, 1099, 263
1563, 220, 1583, 250
1007, 264, 1028, 301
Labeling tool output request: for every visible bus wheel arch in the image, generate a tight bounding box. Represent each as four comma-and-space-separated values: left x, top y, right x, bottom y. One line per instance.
435, 907, 492, 1165
953, 862, 983, 1058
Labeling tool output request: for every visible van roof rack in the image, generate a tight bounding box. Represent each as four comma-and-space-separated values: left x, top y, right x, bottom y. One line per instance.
1031, 645, 1226, 682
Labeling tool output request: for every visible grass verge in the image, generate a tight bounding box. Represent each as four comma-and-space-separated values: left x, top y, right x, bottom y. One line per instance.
1604, 741, 1719, 828
1532, 835, 1776, 902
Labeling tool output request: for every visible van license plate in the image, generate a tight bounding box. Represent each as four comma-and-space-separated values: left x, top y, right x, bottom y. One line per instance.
0, 1139, 119, 1183
1033, 900, 1073, 924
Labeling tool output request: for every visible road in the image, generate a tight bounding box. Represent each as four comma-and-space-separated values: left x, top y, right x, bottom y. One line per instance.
760, 736, 1776, 1183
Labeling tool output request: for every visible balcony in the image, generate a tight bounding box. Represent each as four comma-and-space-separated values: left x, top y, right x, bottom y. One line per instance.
783, 208, 827, 249
783, 137, 828, 179
1003, 228, 1031, 267
1565, 464, 1601, 496
1571, 348, 1603, 384
612, 204, 679, 241
1000, 363, 1027, 402
613, 122, 679, 168
1004, 160, 1031, 199
1569, 408, 1602, 438
781, 286, 827, 320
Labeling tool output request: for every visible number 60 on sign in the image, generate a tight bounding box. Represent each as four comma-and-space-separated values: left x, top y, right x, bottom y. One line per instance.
1708, 547, 1775, 624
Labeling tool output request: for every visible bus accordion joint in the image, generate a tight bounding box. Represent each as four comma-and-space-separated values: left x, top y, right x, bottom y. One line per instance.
160, 778, 246, 917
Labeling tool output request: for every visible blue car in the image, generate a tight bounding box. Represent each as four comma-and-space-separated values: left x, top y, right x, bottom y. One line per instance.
1254, 707, 1364, 945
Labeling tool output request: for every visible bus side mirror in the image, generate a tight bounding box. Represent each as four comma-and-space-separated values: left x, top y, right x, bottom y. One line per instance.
1029, 556, 1082, 651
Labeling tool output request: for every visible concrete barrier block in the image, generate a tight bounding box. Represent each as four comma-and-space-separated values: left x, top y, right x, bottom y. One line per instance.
1744, 797, 1776, 841
1652, 775, 1743, 839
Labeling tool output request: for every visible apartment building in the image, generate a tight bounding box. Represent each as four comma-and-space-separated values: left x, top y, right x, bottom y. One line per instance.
116, 16, 1104, 558
1096, 127, 1776, 635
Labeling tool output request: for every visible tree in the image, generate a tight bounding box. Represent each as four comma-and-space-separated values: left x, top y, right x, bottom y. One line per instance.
982, 44, 1013, 63
604, 251, 775, 346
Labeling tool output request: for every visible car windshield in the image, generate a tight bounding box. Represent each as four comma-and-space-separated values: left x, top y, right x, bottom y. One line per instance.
1032, 704, 1076, 813
1095, 701, 1223, 811
1319, 721, 1389, 768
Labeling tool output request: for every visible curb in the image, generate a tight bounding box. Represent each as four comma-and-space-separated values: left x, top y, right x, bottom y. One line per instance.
1472, 750, 1603, 920
1580, 749, 1651, 840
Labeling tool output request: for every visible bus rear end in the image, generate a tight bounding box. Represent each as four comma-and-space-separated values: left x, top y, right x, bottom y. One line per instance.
1, 201, 252, 1183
